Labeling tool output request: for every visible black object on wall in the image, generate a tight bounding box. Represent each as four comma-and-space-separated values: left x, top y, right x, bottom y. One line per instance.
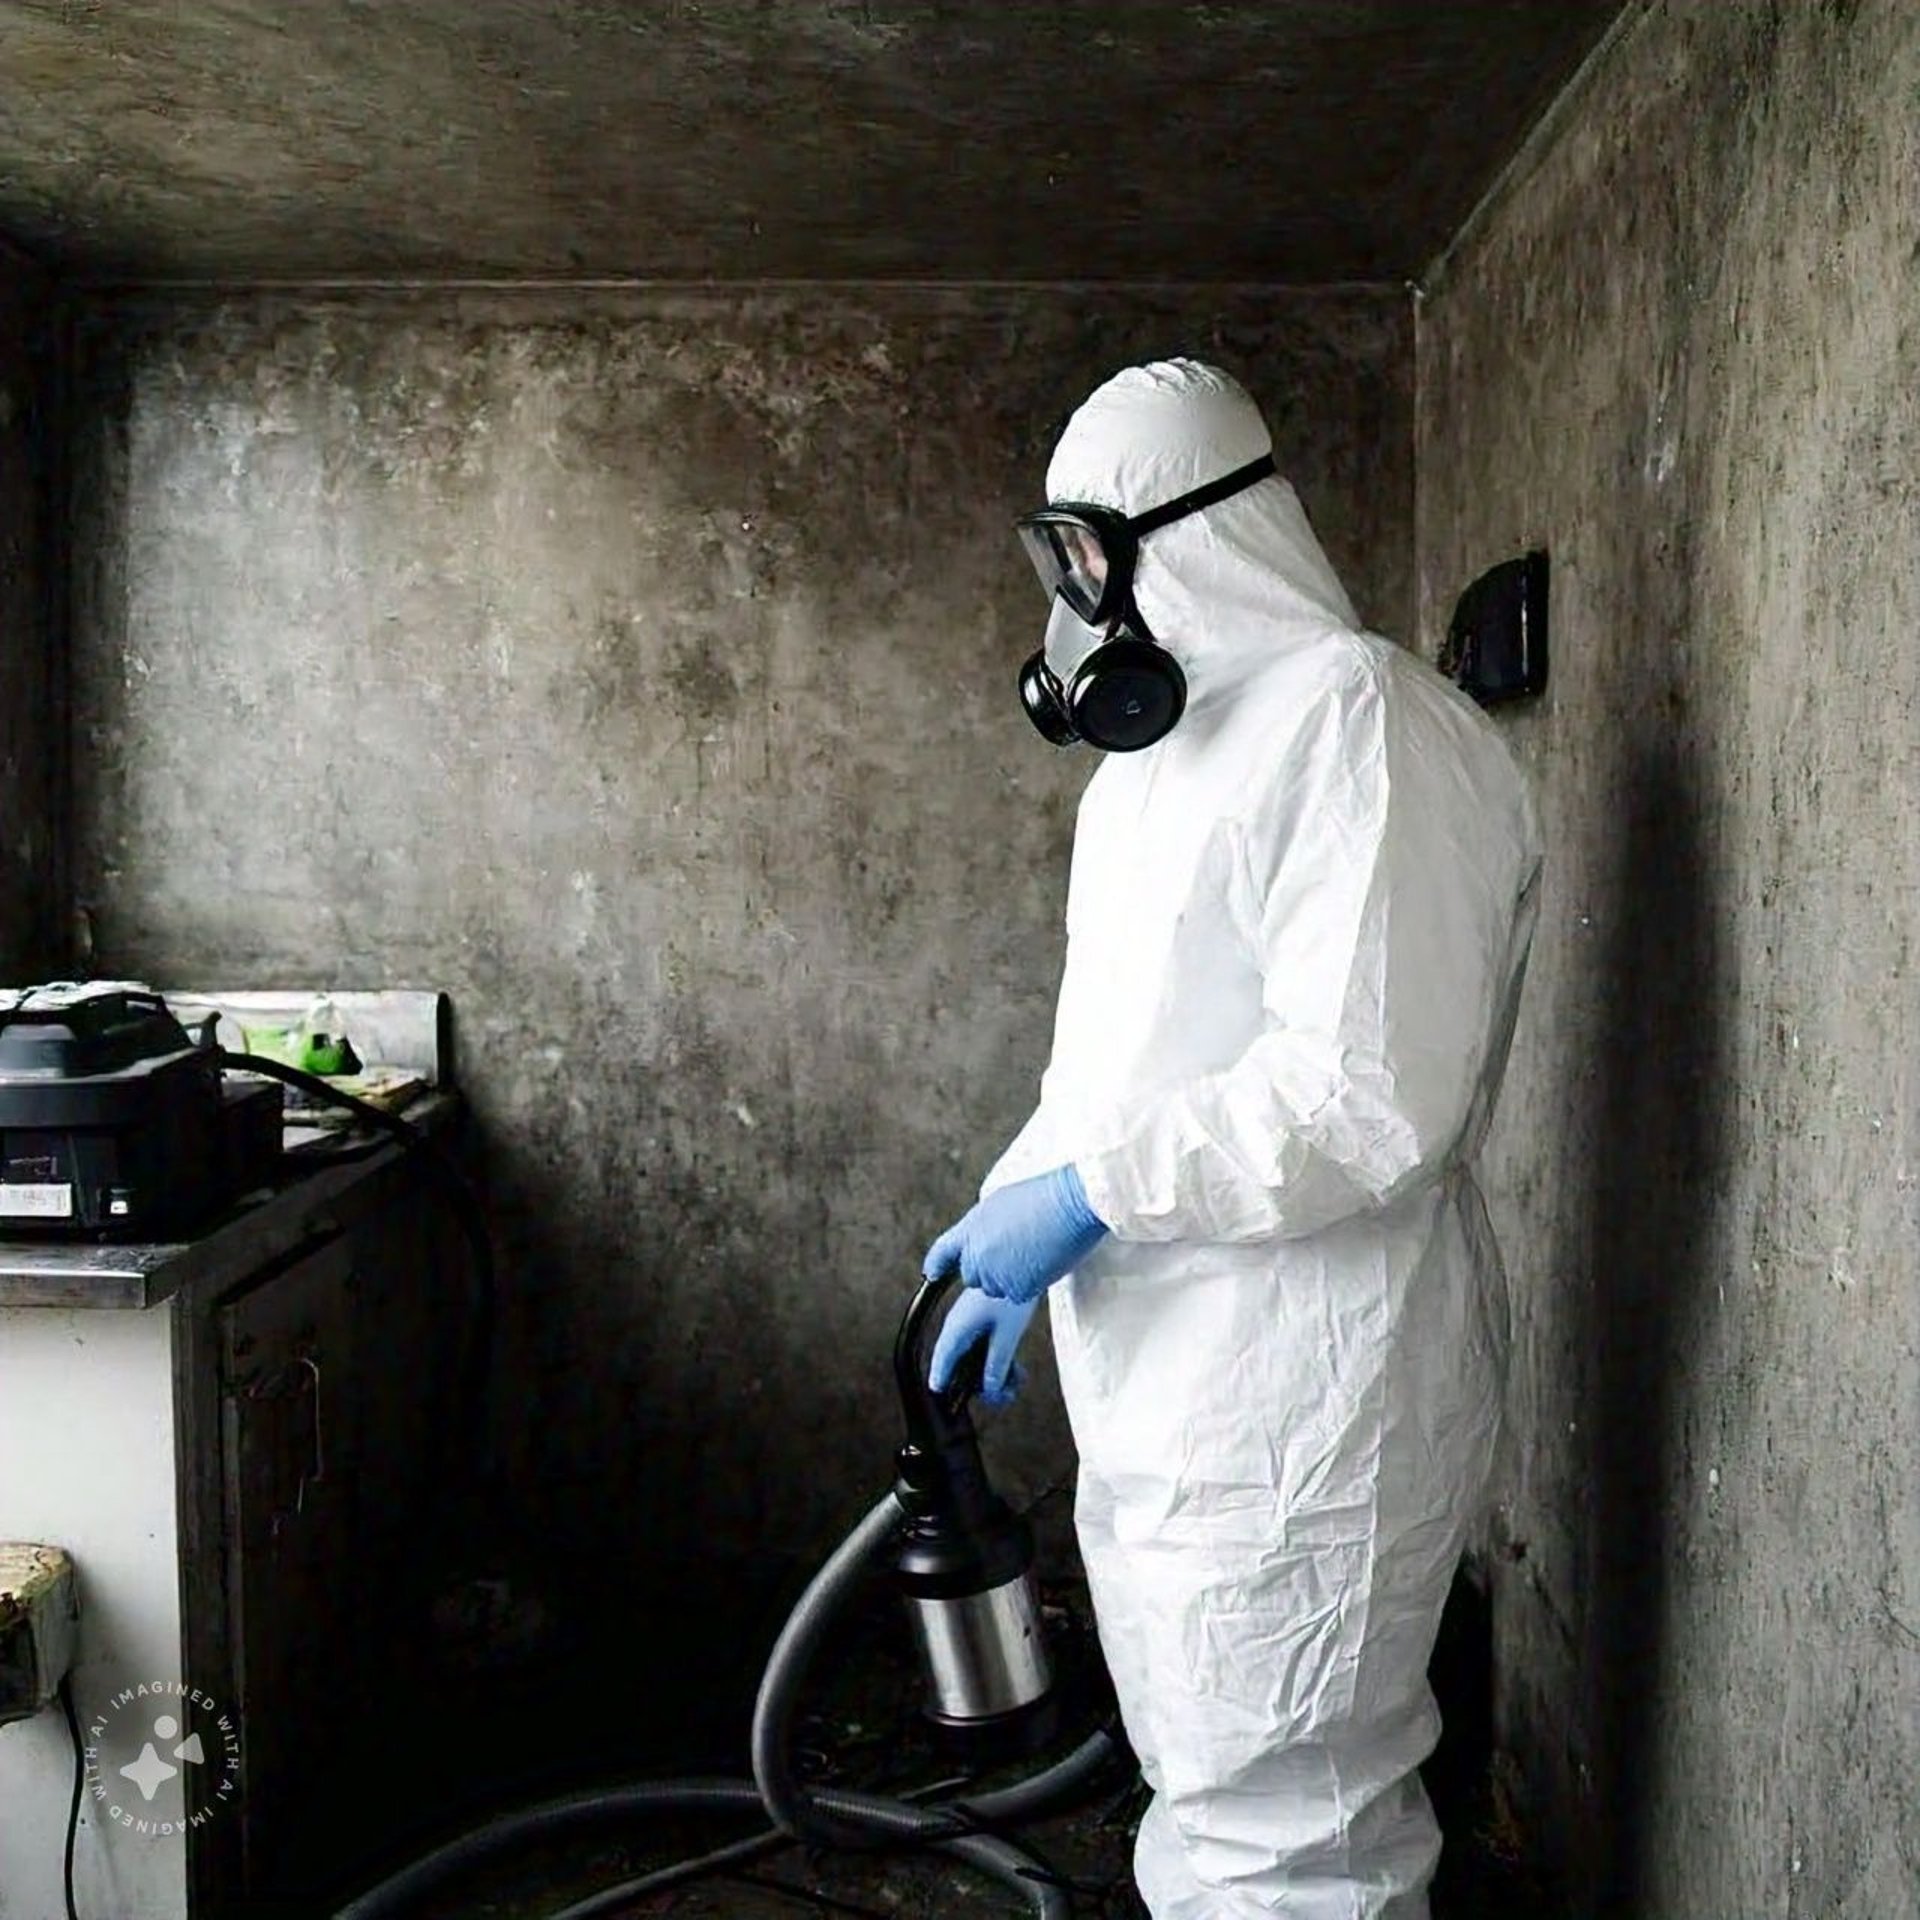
1439, 551, 1549, 705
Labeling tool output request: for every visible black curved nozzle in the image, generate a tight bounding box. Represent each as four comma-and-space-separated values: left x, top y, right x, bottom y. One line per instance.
895, 1271, 979, 1430
892, 1271, 1002, 1536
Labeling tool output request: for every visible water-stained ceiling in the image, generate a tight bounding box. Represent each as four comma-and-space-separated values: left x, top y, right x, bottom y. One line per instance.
0, 1, 1625, 283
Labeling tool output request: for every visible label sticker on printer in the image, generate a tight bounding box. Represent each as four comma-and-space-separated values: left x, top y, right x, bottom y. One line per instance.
0, 1182, 75, 1219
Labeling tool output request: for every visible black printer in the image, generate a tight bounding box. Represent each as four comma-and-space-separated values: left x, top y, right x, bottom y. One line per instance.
0, 984, 283, 1238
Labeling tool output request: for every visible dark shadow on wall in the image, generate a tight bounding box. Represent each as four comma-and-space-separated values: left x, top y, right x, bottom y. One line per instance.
1572, 739, 1729, 1916
0, 265, 70, 981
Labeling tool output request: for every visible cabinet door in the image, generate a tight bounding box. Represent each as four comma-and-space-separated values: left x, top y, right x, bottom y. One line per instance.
218, 1233, 360, 1906
343, 1190, 471, 1644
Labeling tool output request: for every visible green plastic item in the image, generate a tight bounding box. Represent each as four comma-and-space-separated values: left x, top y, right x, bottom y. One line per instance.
300, 1032, 359, 1076
237, 1017, 361, 1077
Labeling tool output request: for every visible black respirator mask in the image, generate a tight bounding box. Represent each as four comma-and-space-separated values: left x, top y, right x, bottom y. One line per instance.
1014, 451, 1275, 752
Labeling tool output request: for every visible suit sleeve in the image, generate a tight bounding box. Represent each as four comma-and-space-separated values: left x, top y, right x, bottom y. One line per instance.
1075, 662, 1533, 1244
978, 1103, 1058, 1200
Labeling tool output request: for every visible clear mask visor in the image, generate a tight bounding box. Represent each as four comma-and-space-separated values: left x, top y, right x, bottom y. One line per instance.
1016, 515, 1114, 623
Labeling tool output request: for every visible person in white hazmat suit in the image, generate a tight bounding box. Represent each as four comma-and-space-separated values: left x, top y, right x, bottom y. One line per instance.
923, 360, 1541, 1918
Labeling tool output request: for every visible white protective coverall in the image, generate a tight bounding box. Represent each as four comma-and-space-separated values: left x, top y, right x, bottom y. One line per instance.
986, 362, 1541, 1917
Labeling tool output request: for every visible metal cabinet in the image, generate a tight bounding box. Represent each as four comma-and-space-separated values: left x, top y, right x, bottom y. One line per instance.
220, 1235, 360, 1902
214, 1192, 464, 1913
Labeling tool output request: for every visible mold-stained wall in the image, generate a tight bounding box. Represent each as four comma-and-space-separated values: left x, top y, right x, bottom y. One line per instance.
69, 288, 1412, 1603
0, 241, 59, 979
1416, 2, 1919, 1912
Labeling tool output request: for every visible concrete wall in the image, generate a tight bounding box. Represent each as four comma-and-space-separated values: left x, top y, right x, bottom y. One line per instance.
0, 241, 60, 979
69, 289, 1412, 1603
1416, 3, 1919, 1913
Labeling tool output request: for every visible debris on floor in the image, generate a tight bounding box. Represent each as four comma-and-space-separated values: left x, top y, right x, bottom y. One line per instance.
391, 1573, 1544, 1918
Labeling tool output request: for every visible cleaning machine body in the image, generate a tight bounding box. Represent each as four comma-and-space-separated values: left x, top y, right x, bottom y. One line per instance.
0, 983, 281, 1238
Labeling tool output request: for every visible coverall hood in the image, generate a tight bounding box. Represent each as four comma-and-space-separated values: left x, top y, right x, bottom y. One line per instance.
1044, 359, 1361, 709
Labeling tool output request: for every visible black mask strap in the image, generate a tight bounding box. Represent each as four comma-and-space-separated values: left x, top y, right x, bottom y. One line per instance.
1125, 452, 1275, 538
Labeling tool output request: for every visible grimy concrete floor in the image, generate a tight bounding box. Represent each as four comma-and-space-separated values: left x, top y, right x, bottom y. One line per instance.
389, 1592, 1532, 1920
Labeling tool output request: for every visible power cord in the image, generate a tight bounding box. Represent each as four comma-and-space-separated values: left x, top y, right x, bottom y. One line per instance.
58, 1674, 83, 1920
211, 1050, 491, 1276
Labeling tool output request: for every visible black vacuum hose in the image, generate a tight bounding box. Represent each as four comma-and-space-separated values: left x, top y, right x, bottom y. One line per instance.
258, 1066, 1122, 1915
594, 1728, 1126, 1913
335, 1776, 1076, 1920
333, 1491, 1119, 1919
750, 1492, 909, 1850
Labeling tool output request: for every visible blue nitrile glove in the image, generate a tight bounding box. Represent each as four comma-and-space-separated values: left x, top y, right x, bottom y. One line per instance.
922, 1166, 1108, 1306
929, 1292, 1037, 1408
